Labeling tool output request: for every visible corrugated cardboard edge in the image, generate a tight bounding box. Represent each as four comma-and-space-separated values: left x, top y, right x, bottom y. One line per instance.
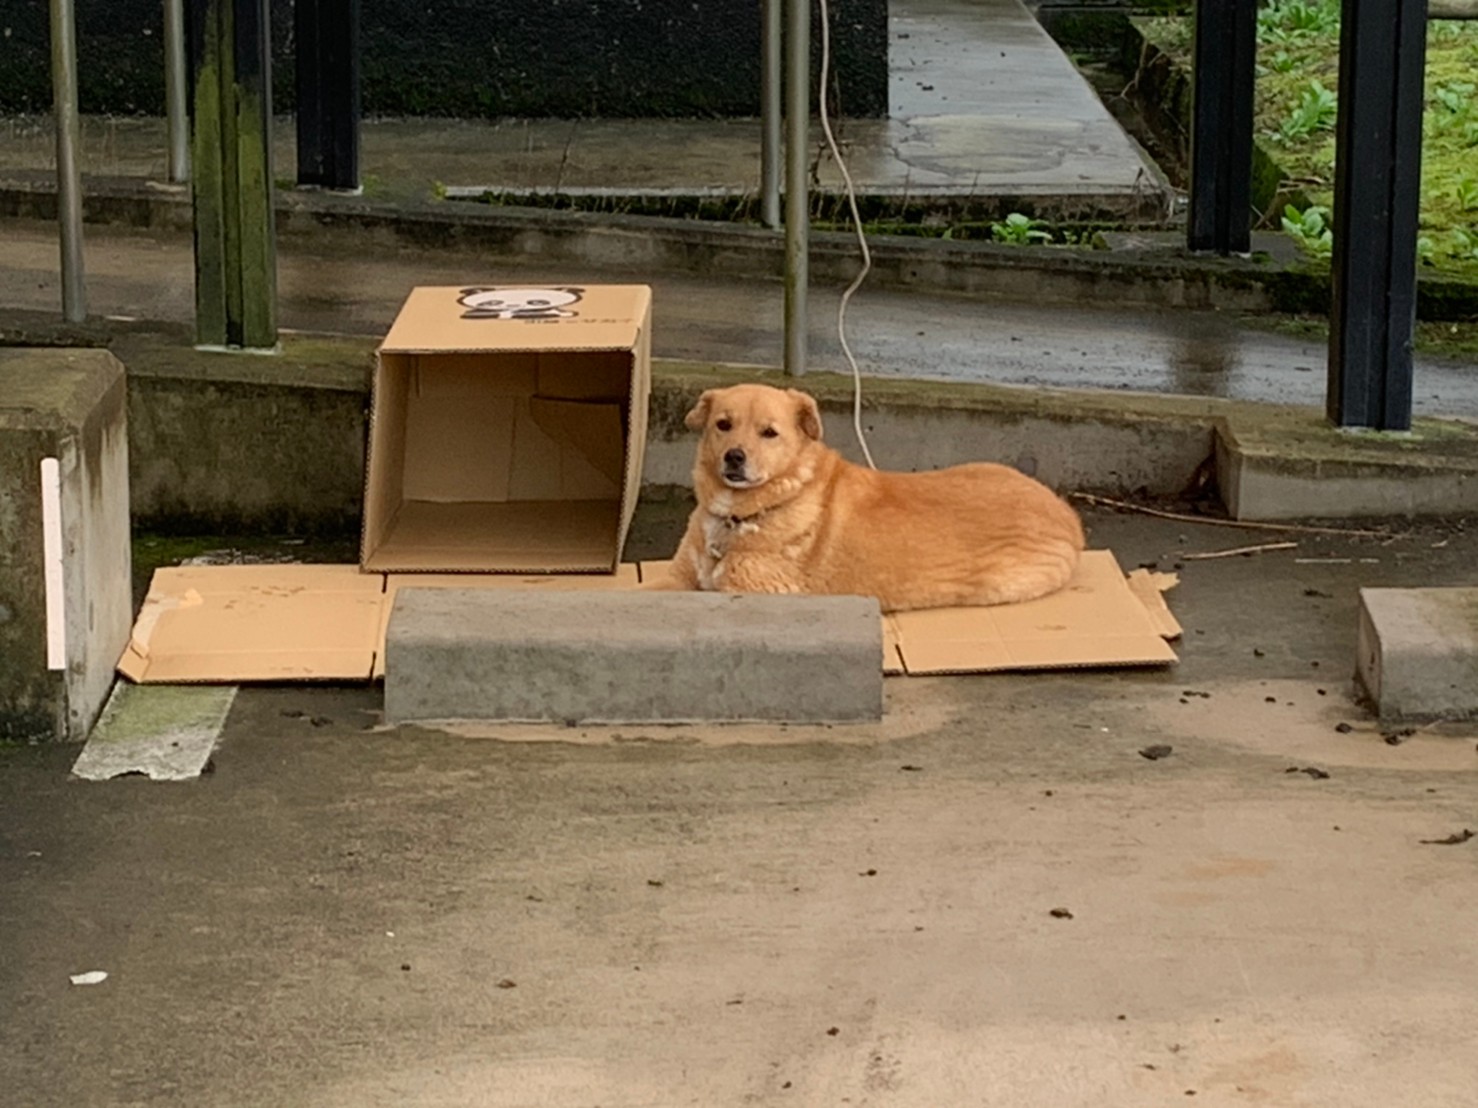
1125, 569, 1183, 640
882, 615, 906, 675
614, 301, 653, 565
895, 635, 1178, 676
116, 589, 204, 682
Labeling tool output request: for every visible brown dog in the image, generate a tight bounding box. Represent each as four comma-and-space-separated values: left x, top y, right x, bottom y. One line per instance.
645, 384, 1085, 612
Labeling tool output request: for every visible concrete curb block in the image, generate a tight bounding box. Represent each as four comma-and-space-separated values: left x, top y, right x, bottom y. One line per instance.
384, 589, 885, 724
1357, 588, 1478, 724
1216, 417, 1478, 521
6, 170, 1475, 320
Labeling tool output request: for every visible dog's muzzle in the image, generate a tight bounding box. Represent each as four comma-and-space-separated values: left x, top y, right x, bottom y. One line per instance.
722, 447, 749, 485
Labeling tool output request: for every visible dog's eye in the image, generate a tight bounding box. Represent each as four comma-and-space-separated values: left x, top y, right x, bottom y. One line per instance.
715, 418, 732, 432
760, 427, 779, 439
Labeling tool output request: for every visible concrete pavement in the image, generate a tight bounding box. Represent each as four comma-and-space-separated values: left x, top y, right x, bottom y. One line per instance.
6, 219, 1478, 417
0, 0, 1163, 215
3, 508, 1477, 1106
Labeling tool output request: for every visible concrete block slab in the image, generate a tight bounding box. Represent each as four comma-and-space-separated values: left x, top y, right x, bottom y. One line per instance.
72, 684, 236, 781
0, 349, 132, 741
384, 590, 883, 725
1358, 588, 1478, 723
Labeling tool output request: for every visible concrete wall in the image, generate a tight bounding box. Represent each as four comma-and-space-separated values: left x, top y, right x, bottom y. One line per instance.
0, 0, 888, 119
111, 333, 1214, 535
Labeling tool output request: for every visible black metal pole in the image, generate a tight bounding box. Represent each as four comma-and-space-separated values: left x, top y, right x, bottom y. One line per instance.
294, 0, 361, 191
1327, 0, 1428, 431
1187, 0, 1257, 254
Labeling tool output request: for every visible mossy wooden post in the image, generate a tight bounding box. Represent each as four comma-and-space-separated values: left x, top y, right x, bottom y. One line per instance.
187, 0, 277, 350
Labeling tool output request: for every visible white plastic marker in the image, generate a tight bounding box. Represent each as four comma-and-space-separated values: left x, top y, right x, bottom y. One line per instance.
40, 457, 66, 670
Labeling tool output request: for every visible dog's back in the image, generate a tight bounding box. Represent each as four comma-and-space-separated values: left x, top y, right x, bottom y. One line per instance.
812, 457, 1085, 611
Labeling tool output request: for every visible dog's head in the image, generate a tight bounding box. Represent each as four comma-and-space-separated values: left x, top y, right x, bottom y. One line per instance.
684, 384, 824, 491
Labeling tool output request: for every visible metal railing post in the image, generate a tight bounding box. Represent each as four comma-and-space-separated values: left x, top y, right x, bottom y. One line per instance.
761, 0, 782, 230
49, 0, 86, 322
164, 0, 190, 183
1187, 0, 1257, 254
783, 0, 809, 377
1326, 0, 1428, 430
295, 0, 362, 191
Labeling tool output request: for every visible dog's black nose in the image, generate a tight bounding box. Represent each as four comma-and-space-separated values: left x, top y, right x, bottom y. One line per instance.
723, 448, 746, 468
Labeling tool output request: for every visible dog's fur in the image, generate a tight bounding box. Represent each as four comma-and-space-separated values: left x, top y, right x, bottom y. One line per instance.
645, 384, 1085, 612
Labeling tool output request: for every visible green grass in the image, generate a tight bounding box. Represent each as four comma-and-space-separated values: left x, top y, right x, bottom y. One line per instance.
1242, 311, 1478, 360
1139, 1, 1478, 278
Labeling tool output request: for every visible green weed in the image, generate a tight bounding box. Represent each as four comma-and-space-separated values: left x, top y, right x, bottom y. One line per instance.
1281, 203, 1334, 258
990, 212, 1053, 245
1272, 80, 1338, 144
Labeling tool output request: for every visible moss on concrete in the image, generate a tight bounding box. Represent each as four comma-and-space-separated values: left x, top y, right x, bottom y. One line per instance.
1223, 405, 1478, 477
113, 331, 375, 390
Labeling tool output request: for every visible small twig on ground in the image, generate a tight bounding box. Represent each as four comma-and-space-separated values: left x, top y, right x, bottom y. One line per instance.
1070, 494, 1393, 539
1182, 541, 1299, 561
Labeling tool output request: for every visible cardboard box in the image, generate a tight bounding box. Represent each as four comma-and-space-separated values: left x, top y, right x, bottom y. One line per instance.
116, 553, 1180, 684
362, 285, 652, 573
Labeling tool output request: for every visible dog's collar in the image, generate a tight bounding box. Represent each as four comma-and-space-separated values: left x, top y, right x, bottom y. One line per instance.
717, 506, 768, 528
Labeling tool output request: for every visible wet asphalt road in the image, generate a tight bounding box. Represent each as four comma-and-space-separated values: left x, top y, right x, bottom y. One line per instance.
3, 219, 1477, 417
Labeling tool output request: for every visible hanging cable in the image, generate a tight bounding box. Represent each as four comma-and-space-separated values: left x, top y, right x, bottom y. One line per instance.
817, 0, 877, 469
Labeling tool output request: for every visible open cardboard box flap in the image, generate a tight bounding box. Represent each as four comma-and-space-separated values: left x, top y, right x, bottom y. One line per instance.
117, 551, 1179, 684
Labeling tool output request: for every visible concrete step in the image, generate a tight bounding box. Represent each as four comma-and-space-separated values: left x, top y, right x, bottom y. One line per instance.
384, 589, 884, 725
1357, 587, 1478, 724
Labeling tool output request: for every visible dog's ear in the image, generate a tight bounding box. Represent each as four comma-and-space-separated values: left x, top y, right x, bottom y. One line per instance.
684, 390, 717, 431
789, 389, 824, 441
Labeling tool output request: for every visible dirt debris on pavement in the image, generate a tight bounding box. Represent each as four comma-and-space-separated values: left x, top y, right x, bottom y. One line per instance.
1419, 829, 1475, 845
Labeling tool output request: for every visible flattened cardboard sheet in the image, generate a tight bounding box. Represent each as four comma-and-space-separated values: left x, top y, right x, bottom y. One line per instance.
891, 552, 1179, 675
118, 551, 1178, 684
639, 551, 1178, 675
117, 565, 386, 684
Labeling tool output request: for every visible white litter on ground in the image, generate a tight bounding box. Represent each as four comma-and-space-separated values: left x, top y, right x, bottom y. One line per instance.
71, 684, 237, 782
69, 971, 108, 986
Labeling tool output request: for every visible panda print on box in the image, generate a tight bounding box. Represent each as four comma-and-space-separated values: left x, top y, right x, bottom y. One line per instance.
457, 287, 585, 320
